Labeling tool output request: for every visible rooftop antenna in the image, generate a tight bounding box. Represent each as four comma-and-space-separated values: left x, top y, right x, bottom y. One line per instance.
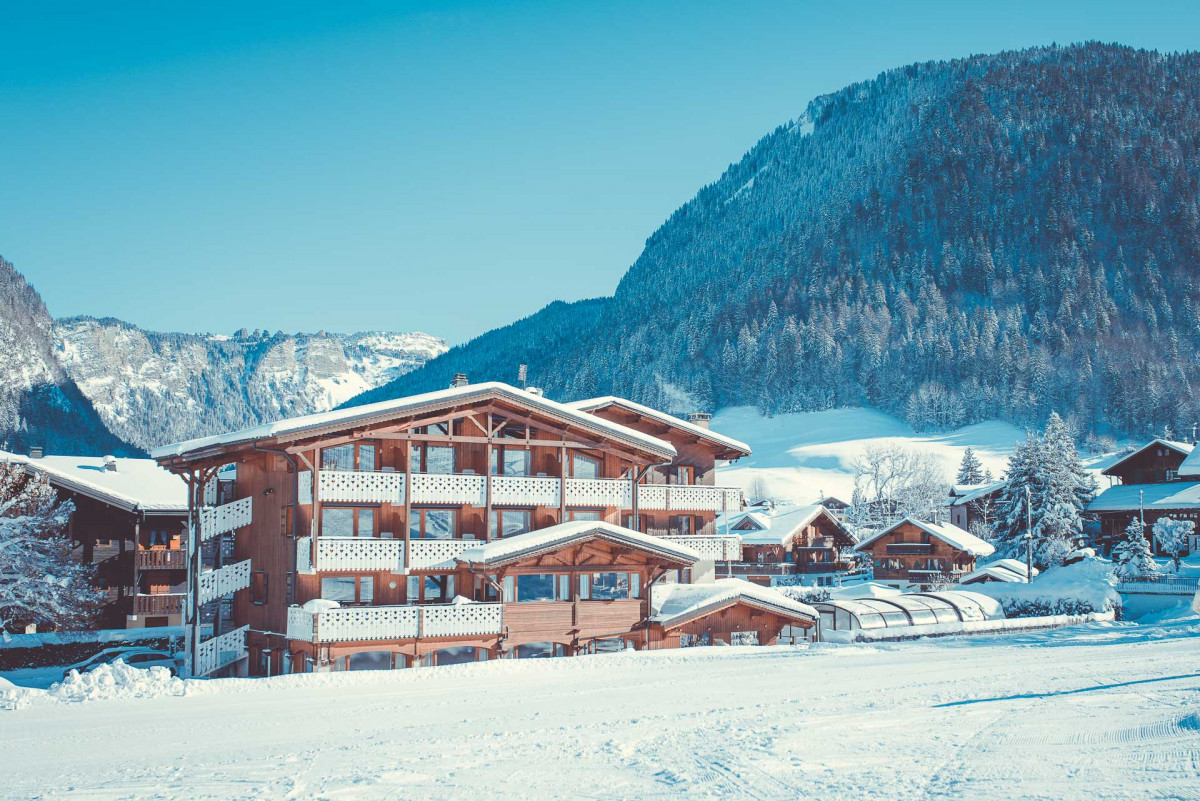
518, 363, 528, 390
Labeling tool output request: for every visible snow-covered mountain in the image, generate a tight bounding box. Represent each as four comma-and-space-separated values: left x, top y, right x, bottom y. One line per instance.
54, 318, 446, 452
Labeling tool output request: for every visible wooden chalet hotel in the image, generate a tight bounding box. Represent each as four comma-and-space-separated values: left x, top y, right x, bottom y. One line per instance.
153, 378, 816, 676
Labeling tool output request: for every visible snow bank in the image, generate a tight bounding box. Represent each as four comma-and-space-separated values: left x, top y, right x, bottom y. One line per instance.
47, 660, 187, 704
967, 557, 1121, 617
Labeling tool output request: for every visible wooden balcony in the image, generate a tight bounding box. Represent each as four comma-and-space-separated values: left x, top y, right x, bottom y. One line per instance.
886, 543, 932, 555
196, 559, 252, 605
133, 593, 185, 615
195, 625, 248, 676
730, 563, 797, 576
287, 602, 503, 643
136, 549, 187, 570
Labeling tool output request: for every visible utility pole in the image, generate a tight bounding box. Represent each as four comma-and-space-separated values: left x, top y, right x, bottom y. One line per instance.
1025, 483, 1033, 583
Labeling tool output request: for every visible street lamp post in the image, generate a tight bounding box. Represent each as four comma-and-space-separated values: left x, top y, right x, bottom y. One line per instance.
1025, 484, 1034, 583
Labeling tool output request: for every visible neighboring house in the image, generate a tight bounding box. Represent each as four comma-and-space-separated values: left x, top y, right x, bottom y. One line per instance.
647, 579, 818, 646
152, 379, 791, 677
4, 451, 189, 629
946, 481, 1005, 532
1088, 438, 1200, 555
959, 558, 1039, 585
853, 517, 995, 589
718, 504, 861, 587
816, 495, 852, 520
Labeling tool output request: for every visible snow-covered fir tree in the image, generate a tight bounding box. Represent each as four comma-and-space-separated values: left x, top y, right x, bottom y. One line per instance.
956, 448, 986, 485
1151, 517, 1193, 572
1113, 517, 1158, 578
0, 461, 99, 633
993, 413, 1096, 568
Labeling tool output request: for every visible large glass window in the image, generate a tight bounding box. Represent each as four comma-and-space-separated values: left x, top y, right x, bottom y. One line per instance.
515, 642, 566, 659
423, 575, 455, 602
580, 572, 639, 600
321, 576, 372, 605
515, 573, 568, 602
322, 507, 374, 537
572, 453, 601, 479
430, 646, 487, 666
492, 447, 531, 476
346, 651, 399, 671
569, 510, 604, 522
411, 444, 456, 474
410, 508, 457, 539
490, 509, 532, 538
322, 443, 376, 471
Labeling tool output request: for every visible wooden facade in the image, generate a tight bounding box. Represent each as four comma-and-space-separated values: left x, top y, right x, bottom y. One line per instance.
1101, 439, 1192, 486
647, 601, 811, 648
728, 506, 859, 587
854, 519, 987, 589
1089, 438, 1200, 556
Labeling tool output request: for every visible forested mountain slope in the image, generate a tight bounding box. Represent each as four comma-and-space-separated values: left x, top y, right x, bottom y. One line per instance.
352, 43, 1200, 438
0, 258, 136, 456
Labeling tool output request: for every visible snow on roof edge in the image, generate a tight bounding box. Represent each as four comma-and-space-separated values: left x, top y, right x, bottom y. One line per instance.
1, 451, 188, 513
457, 521, 701, 566
566, 396, 751, 456
853, 517, 995, 557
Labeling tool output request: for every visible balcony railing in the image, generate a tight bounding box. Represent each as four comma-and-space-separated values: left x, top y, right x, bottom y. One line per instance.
409, 538, 480, 569
287, 602, 503, 643
136, 549, 187, 570
306, 470, 741, 513
199, 497, 253, 542
886, 543, 932, 555
133, 592, 185, 615
197, 559, 252, 605
296, 536, 404, 573
661, 535, 742, 561
797, 537, 836, 549
730, 563, 797, 576
195, 625, 248, 676
1116, 575, 1200, 596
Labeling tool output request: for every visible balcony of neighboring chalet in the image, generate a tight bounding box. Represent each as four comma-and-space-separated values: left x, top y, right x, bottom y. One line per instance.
286, 601, 504, 644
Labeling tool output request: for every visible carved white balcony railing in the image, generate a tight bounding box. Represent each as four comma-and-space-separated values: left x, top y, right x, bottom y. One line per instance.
492, 475, 560, 506
662, 535, 742, 561
408, 538, 479, 570
298, 470, 313, 505
287, 602, 503, 643
315, 536, 404, 572
410, 473, 486, 505
566, 478, 632, 508
319, 470, 405, 504
638, 485, 742, 512
199, 497, 253, 541
197, 559, 252, 605
195, 624, 248, 676
296, 536, 313, 574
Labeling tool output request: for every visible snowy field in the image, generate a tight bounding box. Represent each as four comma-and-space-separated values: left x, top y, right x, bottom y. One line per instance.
3, 611, 1198, 800
711, 406, 1115, 505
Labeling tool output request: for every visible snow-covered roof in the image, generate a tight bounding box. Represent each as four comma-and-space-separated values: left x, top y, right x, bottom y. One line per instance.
566, 396, 751, 457
1086, 481, 1200, 512
1177, 447, 1200, 478
826, 581, 905, 600
948, 481, 1006, 506
716, 503, 852, 546
812, 590, 1004, 628
153, 382, 676, 462
1, 452, 188, 514
959, 558, 1037, 584
853, 517, 995, 557
456, 521, 700, 567
1102, 438, 1194, 477
650, 578, 817, 628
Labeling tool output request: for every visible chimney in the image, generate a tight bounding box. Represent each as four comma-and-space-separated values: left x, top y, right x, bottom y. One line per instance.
29, 446, 43, 459
450, 373, 469, 388
688, 412, 711, 429
526, 386, 544, 396
103, 455, 118, 472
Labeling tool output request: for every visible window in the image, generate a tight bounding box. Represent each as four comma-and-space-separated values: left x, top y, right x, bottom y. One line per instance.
280, 504, 294, 537
429, 646, 487, 666
406, 575, 420, 603
490, 509, 532, 538
672, 515, 697, 536
320, 576, 373, 605
347, 651, 398, 671
676, 466, 695, 485
423, 575, 455, 602
569, 509, 604, 522
321, 507, 375, 537
515, 573, 568, 602
492, 447, 531, 476
409, 508, 457, 539
411, 444, 456, 474
680, 633, 711, 647
730, 631, 759, 646
147, 529, 169, 547
250, 571, 268, 605
321, 442, 377, 472
580, 572, 639, 601
622, 514, 649, 533
572, 453, 601, 479
515, 641, 567, 659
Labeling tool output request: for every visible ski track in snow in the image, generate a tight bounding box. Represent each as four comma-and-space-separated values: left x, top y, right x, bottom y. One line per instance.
2, 616, 1199, 800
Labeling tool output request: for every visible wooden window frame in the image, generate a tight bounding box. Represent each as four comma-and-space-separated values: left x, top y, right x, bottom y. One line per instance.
250, 570, 269, 605
409, 507, 459, 540
320, 505, 378, 538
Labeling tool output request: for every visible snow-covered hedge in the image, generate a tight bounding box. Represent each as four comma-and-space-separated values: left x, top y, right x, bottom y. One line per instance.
774, 585, 831, 604
967, 557, 1122, 618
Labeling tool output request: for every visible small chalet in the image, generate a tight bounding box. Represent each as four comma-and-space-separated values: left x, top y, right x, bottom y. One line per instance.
946, 481, 1005, 531
853, 517, 995, 589
1088, 438, 1200, 555
816, 495, 852, 520
718, 504, 860, 587
959, 558, 1039, 585
4, 451, 189, 629
647, 578, 817, 647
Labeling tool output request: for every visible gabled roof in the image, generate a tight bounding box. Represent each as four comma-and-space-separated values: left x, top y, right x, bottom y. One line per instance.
959, 558, 1037, 584
1086, 481, 1200, 512
2, 452, 188, 514
1178, 447, 1200, 478
650, 578, 817, 629
153, 382, 676, 463
717, 503, 854, 546
948, 481, 1006, 506
566, 396, 751, 458
455, 521, 700, 568
853, 517, 995, 557
1102, 438, 1193, 477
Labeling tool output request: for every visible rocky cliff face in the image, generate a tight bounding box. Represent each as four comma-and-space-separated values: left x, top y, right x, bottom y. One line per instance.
54, 318, 446, 451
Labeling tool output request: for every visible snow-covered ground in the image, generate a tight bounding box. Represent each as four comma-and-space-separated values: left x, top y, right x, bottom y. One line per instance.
3, 610, 1198, 800
711, 406, 1115, 505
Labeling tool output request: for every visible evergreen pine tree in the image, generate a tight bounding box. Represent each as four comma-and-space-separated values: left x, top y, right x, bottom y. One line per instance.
956, 447, 986, 484
1113, 517, 1158, 578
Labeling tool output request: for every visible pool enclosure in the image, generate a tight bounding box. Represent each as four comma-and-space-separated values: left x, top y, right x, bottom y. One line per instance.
813, 591, 1004, 640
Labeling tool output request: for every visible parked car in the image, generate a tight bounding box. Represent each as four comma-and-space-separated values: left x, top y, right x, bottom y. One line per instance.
61, 647, 183, 680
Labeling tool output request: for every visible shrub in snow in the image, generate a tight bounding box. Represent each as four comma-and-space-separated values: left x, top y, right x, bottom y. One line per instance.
774, 585, 830, 603
49, 659, 186, 704
1151, 517, 1193, 572
0, 461, 101, 633
968, 557, 1121, 617
1113, 518, 1159, 578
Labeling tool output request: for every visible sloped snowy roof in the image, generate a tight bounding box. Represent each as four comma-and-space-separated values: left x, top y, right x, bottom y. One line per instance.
1177, 448, 1200, 478
853, 517, 995, 557
716, 503, 852, 546
456, 521, 701, 567
650, 578, 817, 628
959, 558, 1037, 584
566, 396, 751, 457
152, 382, 676, 462
948, 481, 1006, 506
826, 581, 905, 600
1102, 438, 1194, 477
2, 451, 188, 514
1086, 481, 1200, 512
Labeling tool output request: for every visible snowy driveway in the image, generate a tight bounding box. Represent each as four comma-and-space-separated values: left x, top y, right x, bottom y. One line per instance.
2, 615, 1199, 800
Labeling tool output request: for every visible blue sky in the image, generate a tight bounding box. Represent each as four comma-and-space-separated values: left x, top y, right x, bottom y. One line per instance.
1, 2, 1196, 344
